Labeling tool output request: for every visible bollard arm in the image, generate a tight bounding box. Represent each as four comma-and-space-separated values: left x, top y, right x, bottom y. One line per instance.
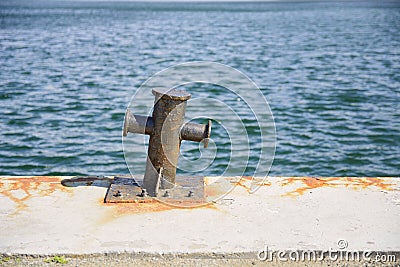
180, 120, 212, 148
123, 109, 154, 136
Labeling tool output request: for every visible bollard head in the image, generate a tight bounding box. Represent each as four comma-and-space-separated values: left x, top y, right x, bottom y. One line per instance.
152, 88, 191, 101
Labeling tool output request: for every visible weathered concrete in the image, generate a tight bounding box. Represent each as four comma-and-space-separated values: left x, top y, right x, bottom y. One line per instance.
0, 176, 399, 260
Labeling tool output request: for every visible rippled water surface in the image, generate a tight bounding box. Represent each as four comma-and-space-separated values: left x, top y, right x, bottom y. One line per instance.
1, 0, 399, 177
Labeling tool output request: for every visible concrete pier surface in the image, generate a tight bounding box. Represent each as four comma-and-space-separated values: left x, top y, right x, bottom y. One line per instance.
0, 176, 399, 266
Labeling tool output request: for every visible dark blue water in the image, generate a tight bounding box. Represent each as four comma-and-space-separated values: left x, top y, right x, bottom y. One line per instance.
1, 1, 399, 177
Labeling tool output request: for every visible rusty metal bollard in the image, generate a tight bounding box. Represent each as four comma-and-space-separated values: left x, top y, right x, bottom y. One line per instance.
123, 88, 211, 196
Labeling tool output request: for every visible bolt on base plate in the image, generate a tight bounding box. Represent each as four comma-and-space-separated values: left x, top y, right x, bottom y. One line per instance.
104, 175, 205, 205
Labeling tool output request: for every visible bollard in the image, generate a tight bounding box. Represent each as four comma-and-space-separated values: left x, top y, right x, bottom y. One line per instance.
123, 88, 211, 197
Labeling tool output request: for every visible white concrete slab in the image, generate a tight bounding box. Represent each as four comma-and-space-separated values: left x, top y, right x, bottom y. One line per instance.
0, 176, 399, 255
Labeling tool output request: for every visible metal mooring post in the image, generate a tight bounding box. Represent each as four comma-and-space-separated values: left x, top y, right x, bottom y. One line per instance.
121, 88, 211, 198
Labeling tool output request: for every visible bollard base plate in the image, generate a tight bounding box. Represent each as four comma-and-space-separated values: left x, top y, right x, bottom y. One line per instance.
104, 175, 205, 205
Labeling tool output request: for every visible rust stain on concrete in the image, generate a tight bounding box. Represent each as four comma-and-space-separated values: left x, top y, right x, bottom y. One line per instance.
281, 177, 396, 197
204, 176, 272, 199
0, 176, 72, 213
98, 198, 217, 224
101, 199, 173, 215
343, 177, 395, 191
232, 176, 272, 192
